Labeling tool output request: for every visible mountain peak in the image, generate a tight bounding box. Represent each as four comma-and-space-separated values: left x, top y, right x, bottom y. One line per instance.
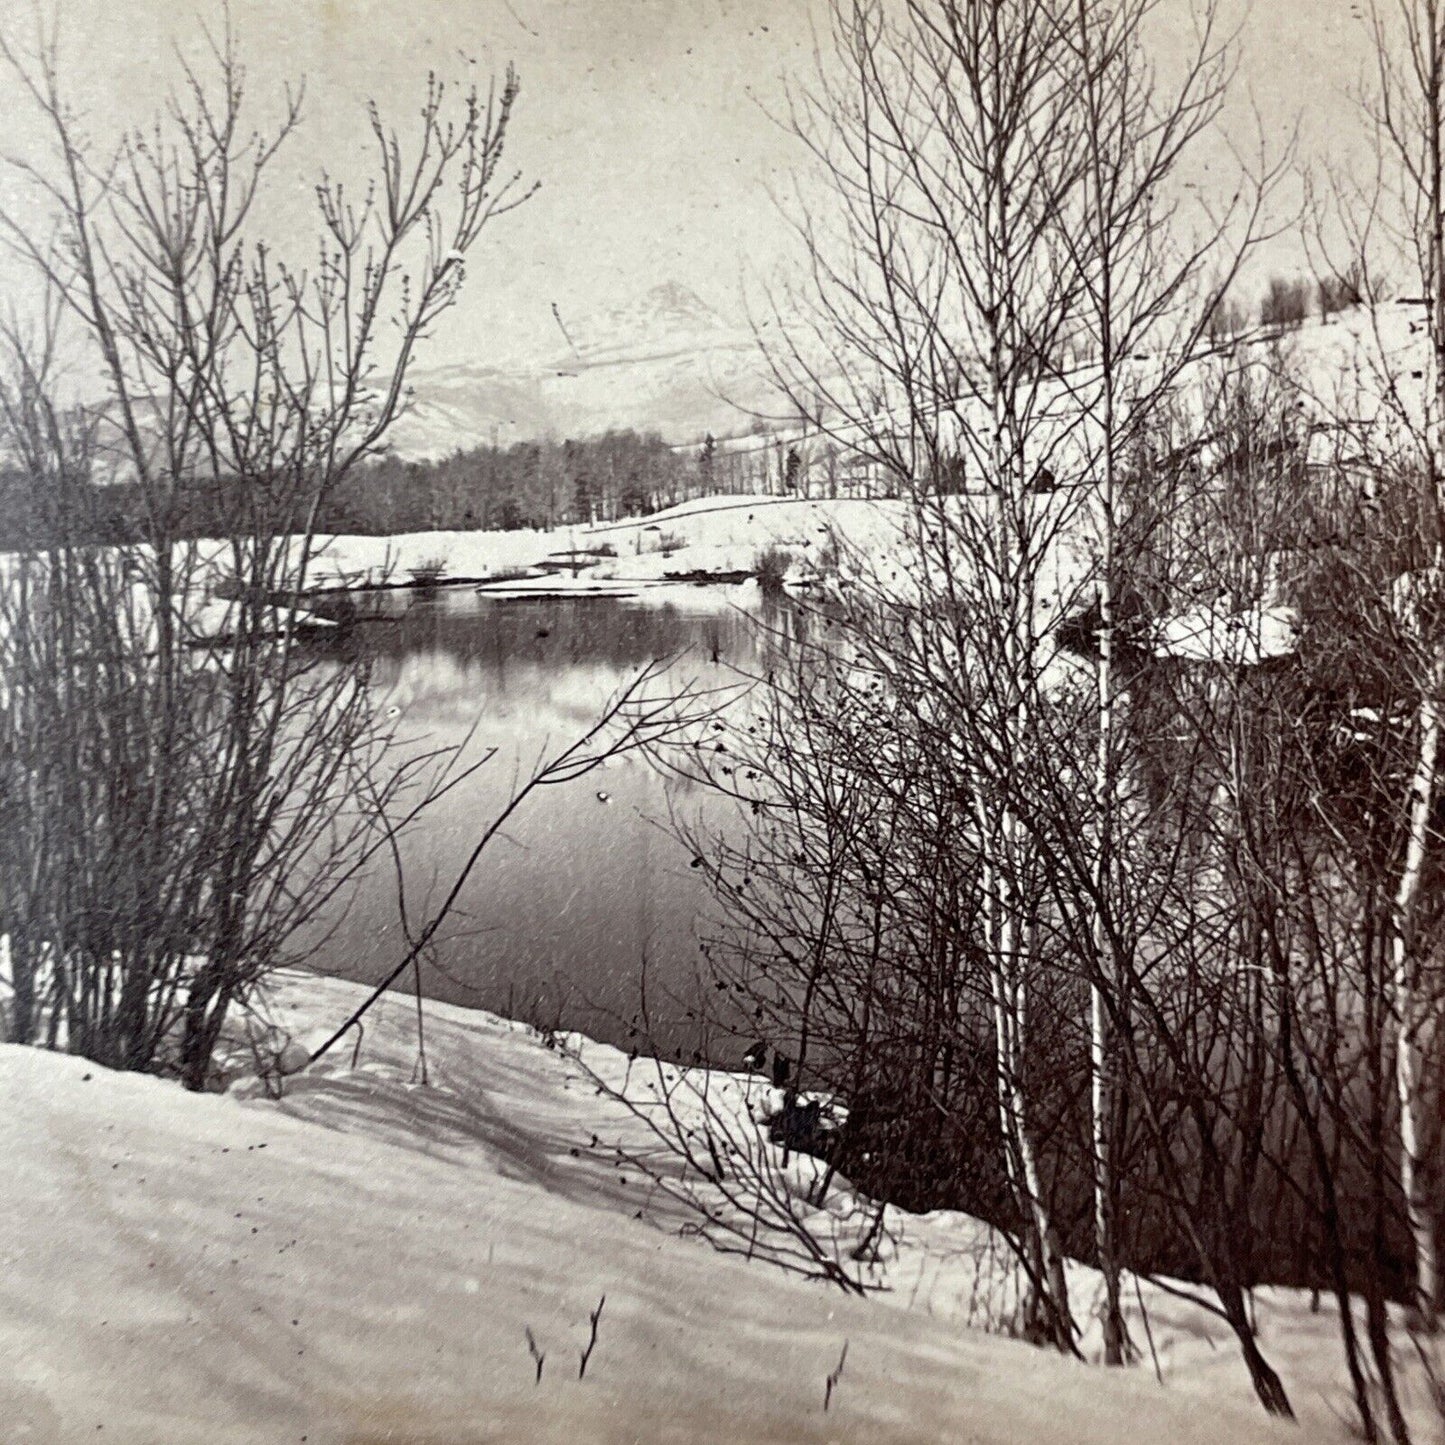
393, 281, 776, 456
577, 282, 731, 352
641, 280, 721, 319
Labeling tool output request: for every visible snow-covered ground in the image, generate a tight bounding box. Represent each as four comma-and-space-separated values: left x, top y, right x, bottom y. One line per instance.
0, 971, 1413, 1444
302, 494, 910, 594
302, 491, 1298, 668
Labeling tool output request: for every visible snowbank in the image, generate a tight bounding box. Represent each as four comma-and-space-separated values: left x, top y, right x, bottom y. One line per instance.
1153, 603, 1301, 665
300, 496, 911, 596
0, 971, 1381, 1443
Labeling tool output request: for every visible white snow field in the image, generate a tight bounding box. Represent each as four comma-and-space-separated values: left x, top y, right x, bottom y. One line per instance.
299, 494, 910, 592
0, 970, 1397, 1445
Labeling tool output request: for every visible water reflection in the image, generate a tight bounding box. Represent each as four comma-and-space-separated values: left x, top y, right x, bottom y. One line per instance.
311, 586, 778, 1055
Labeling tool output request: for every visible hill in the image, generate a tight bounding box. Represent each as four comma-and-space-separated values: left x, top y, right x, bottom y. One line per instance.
0, 969, 1377, 1443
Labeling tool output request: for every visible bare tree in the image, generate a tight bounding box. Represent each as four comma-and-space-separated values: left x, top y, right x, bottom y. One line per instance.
1048, 0, 1281, 1364
0, 16, 531, 1085
764, 0, 1116, 1351
748, 0, 1286, 1367
1360, 0, 1445, 1336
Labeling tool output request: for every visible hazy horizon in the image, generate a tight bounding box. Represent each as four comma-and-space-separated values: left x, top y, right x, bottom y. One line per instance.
0, 0, 1381, 381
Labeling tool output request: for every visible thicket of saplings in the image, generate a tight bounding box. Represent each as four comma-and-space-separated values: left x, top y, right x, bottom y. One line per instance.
0, 483, 397, 1083
680, 366, 1442, 1396
0, 30, 535, 1086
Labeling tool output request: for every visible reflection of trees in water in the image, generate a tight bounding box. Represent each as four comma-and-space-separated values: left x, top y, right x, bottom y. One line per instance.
366, 647, 486, 721
356, 593, 773, 684
345, 592, 805, 736
302, 589, 799, 1055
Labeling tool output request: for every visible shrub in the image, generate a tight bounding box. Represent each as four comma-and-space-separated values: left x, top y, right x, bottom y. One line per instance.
1317, 265, 1363, 317
1205, 293, 1247, 343
408, 557, 448, 588
1318, 258, 1393, 313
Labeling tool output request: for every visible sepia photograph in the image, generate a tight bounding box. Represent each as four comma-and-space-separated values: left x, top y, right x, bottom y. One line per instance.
0, 0, 1442, 1440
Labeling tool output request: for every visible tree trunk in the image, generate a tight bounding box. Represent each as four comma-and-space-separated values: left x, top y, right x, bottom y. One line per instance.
1393, 652, 1442, 1331
1218, 1281, 1295, 1418
8, 928, 36, 1045
1092, 324, 1128, 1366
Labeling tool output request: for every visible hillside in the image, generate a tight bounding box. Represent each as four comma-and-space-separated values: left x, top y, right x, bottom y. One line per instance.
388, 294, 1433, 463
0, 971, 1356, 1444
389, 283, 800, 458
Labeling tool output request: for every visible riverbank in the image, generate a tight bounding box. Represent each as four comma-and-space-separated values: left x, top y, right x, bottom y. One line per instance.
301, 495, 910, 596
0, 968, 1400, 1443
174, 488, 1296, 662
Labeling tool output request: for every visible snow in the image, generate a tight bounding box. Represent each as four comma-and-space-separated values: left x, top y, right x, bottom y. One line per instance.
186, 597, 339, 643
0, 970, 1398, 1443
287, 303, 1444, 617
293, 493, 1305, 666
390, 284, 790, 456
300, 496, 911, 597
1153, 603, 1301, 665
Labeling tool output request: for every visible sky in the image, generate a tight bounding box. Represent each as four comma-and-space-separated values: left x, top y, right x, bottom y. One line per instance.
0, 0, 1386, 370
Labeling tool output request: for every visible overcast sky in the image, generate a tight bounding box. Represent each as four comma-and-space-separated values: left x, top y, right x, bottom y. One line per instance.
0, 0, 1380, 368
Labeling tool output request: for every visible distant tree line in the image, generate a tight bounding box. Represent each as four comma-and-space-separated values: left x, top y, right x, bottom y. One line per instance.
320, 429, 761, 535
0, 423, 897, 548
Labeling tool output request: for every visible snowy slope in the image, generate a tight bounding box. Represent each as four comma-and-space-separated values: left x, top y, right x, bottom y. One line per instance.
297, 495, 910, 592
288, 493, 1262, 660
389, 295, 1433, 462
0, 970, 1392, 1444
390, 284, 798, 457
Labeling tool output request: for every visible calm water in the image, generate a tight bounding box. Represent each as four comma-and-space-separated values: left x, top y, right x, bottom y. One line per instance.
310, 585, 785, 1057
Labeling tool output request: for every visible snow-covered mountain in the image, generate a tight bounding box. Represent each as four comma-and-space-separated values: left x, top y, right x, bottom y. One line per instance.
389, 282, 797, 458
574, 279, 736, 358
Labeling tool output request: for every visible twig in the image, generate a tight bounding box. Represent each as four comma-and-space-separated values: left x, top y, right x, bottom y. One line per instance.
824, 1340, 848, 1412
578, 1295, 606, 1379
410, 952, 429, 1085
524, 1326, 545, 1384
1133, 1272, 1164, 1386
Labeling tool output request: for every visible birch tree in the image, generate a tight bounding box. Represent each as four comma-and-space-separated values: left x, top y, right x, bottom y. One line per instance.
1048, 0, 1284, 1364
1362, 0, 1445, 1334
761, 0, 1286, 1361
761, 0, 1102, 1349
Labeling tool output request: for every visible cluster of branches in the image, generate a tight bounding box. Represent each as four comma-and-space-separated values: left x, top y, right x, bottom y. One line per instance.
0, 17, 534, 1086
607, 2, 1445, 1440
678, 370, 1437, 1419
